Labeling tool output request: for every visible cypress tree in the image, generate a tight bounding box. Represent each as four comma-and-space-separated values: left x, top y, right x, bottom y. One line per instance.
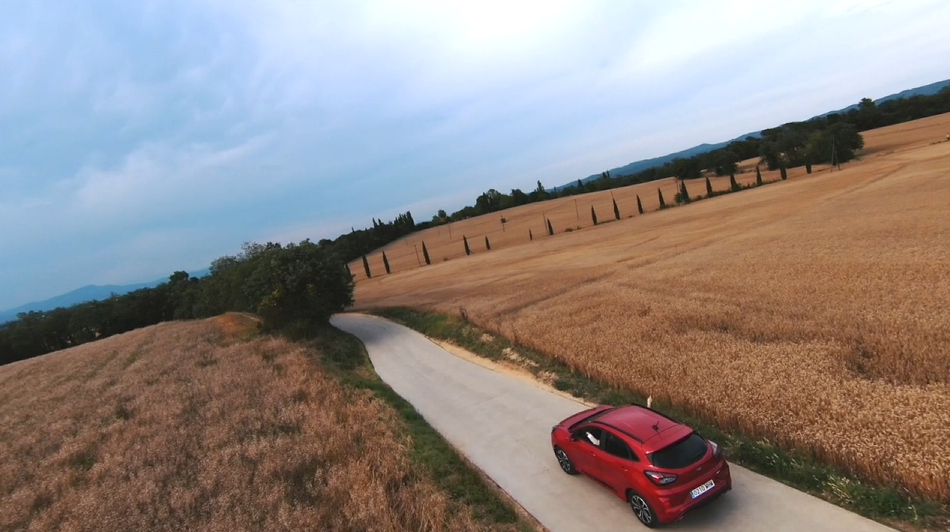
529, 229, 533, 241
658, 188, 666, 209
806, 163, 813, 174
730, 173, 739, 191
485, 236, 491, 250
780, 164, 788, 180
705, 176, 713, 196
463, 235, 471, 256
679, 180, 691, 204
362, 254, 371, 279
637, 195, 644, 214
612, 198, 620, 220
590, 205, 598, 225
382, 251, 391, 274
756, 166, 763, 186
422, 241, 431, 265
546, 219, 554, 236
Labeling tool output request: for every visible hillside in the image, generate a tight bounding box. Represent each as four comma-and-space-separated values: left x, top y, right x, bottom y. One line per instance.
0, 314, 521, 531
349, 112, 950, 503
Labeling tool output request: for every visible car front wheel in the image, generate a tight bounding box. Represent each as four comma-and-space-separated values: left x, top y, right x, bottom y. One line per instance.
553, 446, 578, 475
628, 490, 658, 528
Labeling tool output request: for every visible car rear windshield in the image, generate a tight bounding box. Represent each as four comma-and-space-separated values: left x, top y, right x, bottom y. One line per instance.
648, 433, 707, 469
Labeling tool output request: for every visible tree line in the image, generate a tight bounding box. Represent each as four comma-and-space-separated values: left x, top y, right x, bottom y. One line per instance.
0, 240, 353, 366
423, 87, 950, 223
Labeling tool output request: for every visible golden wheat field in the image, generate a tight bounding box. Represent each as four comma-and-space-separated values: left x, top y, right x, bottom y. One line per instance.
0, 314, 490, 532
352, 112, 950, 502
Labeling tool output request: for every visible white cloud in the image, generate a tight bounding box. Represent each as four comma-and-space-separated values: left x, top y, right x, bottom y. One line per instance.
2, 0, 950, 308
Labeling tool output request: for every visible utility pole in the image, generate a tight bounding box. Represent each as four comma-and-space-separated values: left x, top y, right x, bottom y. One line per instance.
574, 199, 579, 221
413, 244, 421, 266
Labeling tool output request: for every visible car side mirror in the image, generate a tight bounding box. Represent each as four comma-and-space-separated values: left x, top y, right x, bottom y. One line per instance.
569, 434, 578, 442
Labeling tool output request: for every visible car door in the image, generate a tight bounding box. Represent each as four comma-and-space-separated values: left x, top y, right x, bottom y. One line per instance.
598, 429, 638, 496
569, 426, 605, 477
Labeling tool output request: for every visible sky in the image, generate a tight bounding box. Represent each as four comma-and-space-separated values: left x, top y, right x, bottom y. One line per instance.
1, 0, 949, 310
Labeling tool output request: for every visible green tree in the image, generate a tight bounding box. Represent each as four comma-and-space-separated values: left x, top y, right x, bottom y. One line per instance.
730, 173, 739, 191
756, 166, 763, 186
529, 229, 533, 241
780, 163, 788, 180
245, 240, 354, 330
362, 254, 371, 279
422, 241, 431, 265
658, 188, 667, 209
509, 188, 529, 206
531, 180, 549, 201
806, 123, 864, 165
637, 195, 644, 214
463, 235, 471, 255
676, 180, 691, 204
705, 176, 713, 196
670, 157, 701, 180
590, 205, 598, 225
709, 149, 738, 176
546, 219, 554, 236
485, 236, 491, 250
382, 251, 391, 274
475, 189, 504, 214
612, 198, 620, 220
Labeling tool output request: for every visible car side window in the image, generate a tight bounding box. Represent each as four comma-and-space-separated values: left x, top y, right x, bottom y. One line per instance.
573, 426, 604, 448
603, 431, 637, 461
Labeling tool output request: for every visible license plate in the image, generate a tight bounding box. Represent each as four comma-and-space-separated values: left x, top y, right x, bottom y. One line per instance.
690, 480, 715, 499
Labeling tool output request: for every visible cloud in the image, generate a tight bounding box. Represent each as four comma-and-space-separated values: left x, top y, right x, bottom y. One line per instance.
1, 0, 950, 309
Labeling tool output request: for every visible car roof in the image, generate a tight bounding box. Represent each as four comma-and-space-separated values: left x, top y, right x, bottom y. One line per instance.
593, 405, 693, 453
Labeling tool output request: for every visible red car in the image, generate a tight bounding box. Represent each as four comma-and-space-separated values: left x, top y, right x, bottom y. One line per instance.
551, 404, 731, 527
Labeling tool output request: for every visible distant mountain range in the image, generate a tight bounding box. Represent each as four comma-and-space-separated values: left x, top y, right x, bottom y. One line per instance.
0, 268, 210, 325
562, 78, 950, 189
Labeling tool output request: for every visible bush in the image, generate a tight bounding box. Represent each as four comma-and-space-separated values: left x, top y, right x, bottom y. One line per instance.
245, 241, 354, 331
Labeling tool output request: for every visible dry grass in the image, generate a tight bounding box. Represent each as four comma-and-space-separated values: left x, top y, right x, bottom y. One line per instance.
352, 112, 950, 502
0, 314, 487, 532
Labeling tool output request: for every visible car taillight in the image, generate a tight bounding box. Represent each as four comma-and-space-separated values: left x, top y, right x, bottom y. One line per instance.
644, 470, 678, 486
709, 440, 721, 459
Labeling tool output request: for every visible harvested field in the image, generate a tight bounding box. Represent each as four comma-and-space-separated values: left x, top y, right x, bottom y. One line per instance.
0, 314, 487, 531
352, 112, 950, 501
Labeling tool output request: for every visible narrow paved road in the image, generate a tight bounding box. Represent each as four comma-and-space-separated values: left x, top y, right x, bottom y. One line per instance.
331, 313, 896, 532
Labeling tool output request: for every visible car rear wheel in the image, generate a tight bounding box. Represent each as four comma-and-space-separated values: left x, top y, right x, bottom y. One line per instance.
553, 446, 578, 475
628, 490, 658, 528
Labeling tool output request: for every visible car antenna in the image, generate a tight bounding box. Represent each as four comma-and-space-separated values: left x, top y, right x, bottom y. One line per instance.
652, 421, 660, 432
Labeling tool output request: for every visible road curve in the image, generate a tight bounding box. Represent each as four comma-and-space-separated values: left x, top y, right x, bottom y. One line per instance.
330, 313, 896, 532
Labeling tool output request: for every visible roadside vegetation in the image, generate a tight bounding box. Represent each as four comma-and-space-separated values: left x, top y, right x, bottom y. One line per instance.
374, 307, 948, 531
0, 314, 536, 532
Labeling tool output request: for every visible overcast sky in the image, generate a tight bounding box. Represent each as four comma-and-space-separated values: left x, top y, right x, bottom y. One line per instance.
1, 0, 948, 309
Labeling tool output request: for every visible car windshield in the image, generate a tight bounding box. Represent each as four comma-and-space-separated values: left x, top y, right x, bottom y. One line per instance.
647, 433, 707, 469
568, 407, 616, 431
